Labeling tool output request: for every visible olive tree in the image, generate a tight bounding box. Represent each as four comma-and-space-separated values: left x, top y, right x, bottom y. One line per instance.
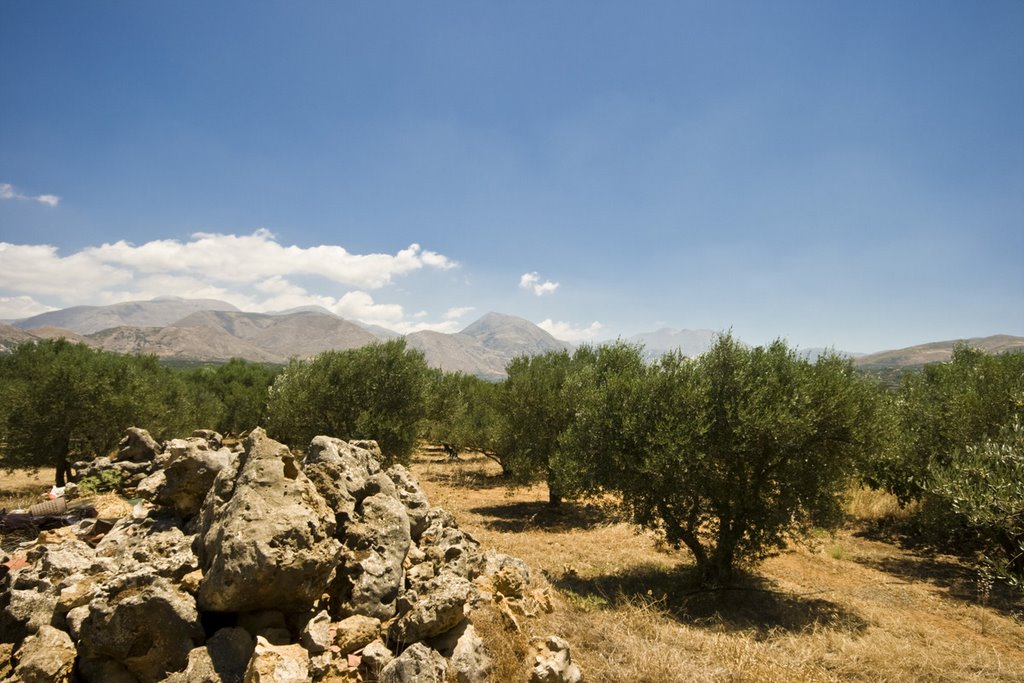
422, 370, 502, 461
0, 340, 195, 485
562, 334, 878, 585
926, 416, 1024, 585
266, 340, 428, 464
865, 345, 1024, 503
496, 350, 574, 505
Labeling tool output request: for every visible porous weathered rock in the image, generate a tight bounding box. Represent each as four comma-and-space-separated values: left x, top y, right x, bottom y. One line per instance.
243, 636, 310, 683
94, 515, 199, 581
144, 440, 233, 518
378, 642, 448, 683
359, 639, 394, 678
117, 427, 161, 462
165, 627, 254, 683
77, 572, 203, 682
529, 636, 583, 683
301, 436, 381, 527
418, 509, 479, 579
3, 584, 58, 639
195, 428, 341, 613
299, 609, 332, 654
333, 614, 381, 655
389, 573, 475, 644
332, 492, 411, 620
193, 429, 224, 449
429, 620, 492, 683
386, 464, 431, 540
11, 624, 76, 683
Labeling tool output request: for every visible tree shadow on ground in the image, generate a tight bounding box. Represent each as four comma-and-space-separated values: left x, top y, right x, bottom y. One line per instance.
413, 461, 512, 491
853, 553, 1024, 616
548, 563, 870, 638
468, 500, 624, 533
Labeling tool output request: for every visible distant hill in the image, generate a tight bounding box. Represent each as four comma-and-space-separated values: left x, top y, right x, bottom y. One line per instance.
354, 321, 402, 340
85, 310, 379, 364
26, 326, 96, 346
854, 335, 1024, 369
404, 330, 508, 380
461, 312, 571, 358
627, 328, 719, 361
0, 323, 40, 353
12, 297, 239, 334
169, 310, 377, 361
0, 300, 573, 375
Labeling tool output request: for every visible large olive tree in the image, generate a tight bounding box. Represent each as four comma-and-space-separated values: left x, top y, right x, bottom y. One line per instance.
266, 340, 428, 464
560, 334, 878, 585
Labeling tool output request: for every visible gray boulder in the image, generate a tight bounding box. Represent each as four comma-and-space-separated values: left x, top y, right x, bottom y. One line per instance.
379, 642, 448, 683
418, 509, 480, 579
387, 464, 431, 540
301, 435, 381, 527
195, 428, 341, 613
117, 427, 160, 463
145, 440, 233, 518
389, 573, 475, 645
77, 572, 203, 682
332, 492, 411, 620
429, 620, 492, 683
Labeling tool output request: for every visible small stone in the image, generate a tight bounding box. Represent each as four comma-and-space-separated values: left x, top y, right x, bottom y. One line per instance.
333, 614, 381, 655
243, 636, 310, 683
528, 636, 582, 683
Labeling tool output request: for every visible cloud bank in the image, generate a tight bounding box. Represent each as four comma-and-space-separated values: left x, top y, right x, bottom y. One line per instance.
0, 230, 462, 332
537, 319, 604, 343
519, 272, 559, 296
0, 183, 60, 207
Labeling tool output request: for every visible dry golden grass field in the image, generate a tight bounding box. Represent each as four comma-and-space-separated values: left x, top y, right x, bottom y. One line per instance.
411, 452, 1024, 682
3, 454, 1023, 682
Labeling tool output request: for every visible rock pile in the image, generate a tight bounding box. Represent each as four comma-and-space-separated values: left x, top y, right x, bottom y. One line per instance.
1, 427, 582, 682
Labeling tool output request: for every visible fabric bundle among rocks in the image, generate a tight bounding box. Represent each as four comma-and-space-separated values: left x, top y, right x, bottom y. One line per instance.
0, 427, 581, 682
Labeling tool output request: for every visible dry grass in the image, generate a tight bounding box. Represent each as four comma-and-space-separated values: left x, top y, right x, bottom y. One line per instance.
412, 452, 1024, 682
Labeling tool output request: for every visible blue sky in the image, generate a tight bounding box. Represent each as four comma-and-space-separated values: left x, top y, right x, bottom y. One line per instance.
1, 1, 1022, 352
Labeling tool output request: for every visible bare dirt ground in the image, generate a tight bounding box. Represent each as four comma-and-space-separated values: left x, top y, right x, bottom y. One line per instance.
411, 451, 1024, 682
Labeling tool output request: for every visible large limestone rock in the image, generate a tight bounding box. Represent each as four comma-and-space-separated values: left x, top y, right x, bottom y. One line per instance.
332, 492, 411, 620
301, 436, 381, 527
141, 438, 234, 518
195, 428, 341, 613
429, 621, 492, 683
418, 509, 480, 579
386, 464, 431, 540
76, 572, 203, 682
389, 573, 475, 644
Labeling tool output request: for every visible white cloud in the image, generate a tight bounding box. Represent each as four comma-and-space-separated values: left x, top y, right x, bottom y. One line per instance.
537, 319, 605, 343
519, 271, 559, 296
444, 306, 475, 320
0, 296, 58, 320
0, 183, 61, 207
0, 231, 462, 334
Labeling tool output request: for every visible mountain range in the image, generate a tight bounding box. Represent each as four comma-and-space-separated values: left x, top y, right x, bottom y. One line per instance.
2, 298, 1021, 376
